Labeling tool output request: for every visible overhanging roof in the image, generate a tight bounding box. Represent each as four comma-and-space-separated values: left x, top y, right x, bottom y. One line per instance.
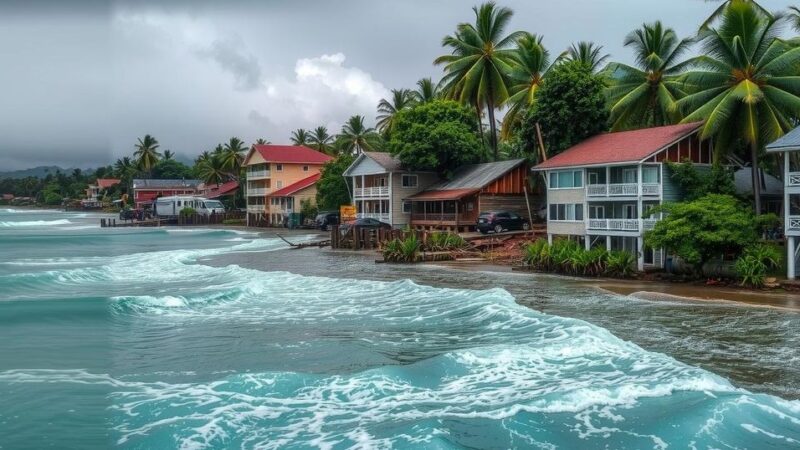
533, 122, 704, 170
766, 126, 800, 153
407, 188, 478, 201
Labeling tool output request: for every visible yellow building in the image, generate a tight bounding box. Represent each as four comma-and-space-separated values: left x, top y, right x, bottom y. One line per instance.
243, 144, 331, 226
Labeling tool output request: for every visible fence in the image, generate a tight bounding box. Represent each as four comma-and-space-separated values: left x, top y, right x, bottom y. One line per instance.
176, 211, 246, 225
331, 227, 451, 250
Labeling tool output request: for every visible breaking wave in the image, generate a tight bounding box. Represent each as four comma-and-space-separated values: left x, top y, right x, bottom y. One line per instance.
0, 219, 72, 227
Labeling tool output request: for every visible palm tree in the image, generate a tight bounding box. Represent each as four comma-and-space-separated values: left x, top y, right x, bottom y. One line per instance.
220, 137, 247, 178
376, 88, 417, 134
114, 157, 135, 178
678, 0, 800, 214
212, 144, 224, 156
501, 33, 556, 139
605, 22, 693, 131
133, 135, 161, 175
790, 6, 800, 32
435, 2, 523, 160
255, 138, 270, 145
309, 126, 334, 155
290, 129, 311, 146
700, 0, 771, 30
565, 41, 610, 72
336, 115, 381, 155
196, 154, 227, 188
413, 78, 439, 103
195, 151, 212, 165
162, 149, 174, 160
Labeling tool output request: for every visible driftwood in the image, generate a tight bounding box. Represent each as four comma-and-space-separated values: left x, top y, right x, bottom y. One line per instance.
275, 233, 330, 249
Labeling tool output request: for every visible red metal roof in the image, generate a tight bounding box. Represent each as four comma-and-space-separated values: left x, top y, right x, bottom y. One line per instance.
96, 178, 121, 189
534, 122, 704, 170
205, 180, 239, 199
250, 145, 332, 165
407, 188, 478, 201
267, 173, 321, 197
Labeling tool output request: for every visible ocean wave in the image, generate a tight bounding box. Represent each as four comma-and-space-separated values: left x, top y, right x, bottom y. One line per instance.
0, 219, 72, 227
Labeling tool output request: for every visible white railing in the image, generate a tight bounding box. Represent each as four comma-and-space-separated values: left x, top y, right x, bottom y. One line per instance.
358, 212, 391, 222
608, 183, 639, 196
247, 187, 267, 196
587, 218, 659, 232
247, 204, 266, 213
586, 185, 607, 196
586, 183, 660, 197
355, 186, 389, 197
642, 183, 660, 196
789, 215, 800, 230
789, 172, 800, 187
247, 169, 270, 179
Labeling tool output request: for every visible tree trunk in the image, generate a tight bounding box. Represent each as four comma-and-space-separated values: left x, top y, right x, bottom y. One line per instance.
486, 99, 498, 161
475, 104, 488, 152
750, 143, 762, 216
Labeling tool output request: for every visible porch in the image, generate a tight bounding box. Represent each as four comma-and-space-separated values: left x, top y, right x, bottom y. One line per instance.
353, 174, 390, 199
585, 165, 661, 198
355, 199, 390, 224
408, 196, 479, 230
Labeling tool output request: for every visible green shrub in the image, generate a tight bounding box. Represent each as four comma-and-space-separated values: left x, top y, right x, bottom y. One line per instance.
180, 207, 197, 216
426, 231, 468, 251
605, 251, 637, 278
383, 235, 421, 263
735, 243, 782, 287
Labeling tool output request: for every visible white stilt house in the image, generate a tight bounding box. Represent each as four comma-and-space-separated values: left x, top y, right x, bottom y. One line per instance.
766, 126, 800, 279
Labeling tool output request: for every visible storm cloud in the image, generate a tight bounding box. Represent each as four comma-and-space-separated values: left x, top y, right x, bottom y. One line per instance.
0, 0, 792, 169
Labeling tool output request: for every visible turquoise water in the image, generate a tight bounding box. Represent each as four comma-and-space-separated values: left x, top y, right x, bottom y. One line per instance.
1, 208, 799, 449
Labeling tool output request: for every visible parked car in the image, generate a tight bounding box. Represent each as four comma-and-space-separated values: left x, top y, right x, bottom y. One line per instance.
476, 211, 530, 234
338, 217, 392, 235
315, 211, 340, 230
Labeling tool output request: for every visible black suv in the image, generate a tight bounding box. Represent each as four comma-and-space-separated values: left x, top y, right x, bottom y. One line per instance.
315, 211, 340, 230
476, 211, 530, 234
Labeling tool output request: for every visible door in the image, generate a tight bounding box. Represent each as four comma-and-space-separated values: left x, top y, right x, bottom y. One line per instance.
623, 204, 636, 219
622, 168, 637, 184
589, 205, 605, 219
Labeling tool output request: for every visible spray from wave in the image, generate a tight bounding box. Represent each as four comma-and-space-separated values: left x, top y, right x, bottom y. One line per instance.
0, 219, 72, 227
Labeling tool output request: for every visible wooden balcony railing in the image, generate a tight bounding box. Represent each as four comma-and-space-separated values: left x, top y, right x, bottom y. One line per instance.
355, 186, 389, 197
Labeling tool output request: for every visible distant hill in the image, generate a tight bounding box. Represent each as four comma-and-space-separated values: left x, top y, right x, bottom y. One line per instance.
0, 166, 96, 179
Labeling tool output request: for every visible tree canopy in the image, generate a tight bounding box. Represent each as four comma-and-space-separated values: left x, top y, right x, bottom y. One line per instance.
644, 194, 762, 275
519, 61, 608, 158
315, 154, 355, 211
388, 100, 483, 177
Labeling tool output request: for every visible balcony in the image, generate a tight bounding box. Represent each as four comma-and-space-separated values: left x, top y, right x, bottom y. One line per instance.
355, 186, 389, 198
788, 215, 800, 231
586, 183, 660, 197
247, 204, 266, 213
358, 212, 391, 222
587, 218, 659, 232
247, 187, 268, 196
246, 169, 270, 180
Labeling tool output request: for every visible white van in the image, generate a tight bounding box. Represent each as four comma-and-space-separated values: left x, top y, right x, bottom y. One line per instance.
153, 196, 226, 218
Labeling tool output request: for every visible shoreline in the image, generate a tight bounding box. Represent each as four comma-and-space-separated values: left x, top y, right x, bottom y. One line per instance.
406, 258, 800, 312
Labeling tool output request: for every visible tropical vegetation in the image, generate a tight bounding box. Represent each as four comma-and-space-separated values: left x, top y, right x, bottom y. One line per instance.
522, 239, 636, 278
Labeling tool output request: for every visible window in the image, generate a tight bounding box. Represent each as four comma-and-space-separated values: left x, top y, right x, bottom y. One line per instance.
303, 165, 309, 172
466, 202, 474, 212
401, 174, 418, 188
276, 181, 283, 188
623, 204, 636, 219
589, 205, 605, 219
642, 166, 659, 184
549, 203, 584, 221
402, 201, 411, 213
275, 164, 283, 172
588, 172, 599, 185
622, 168, 637, 183
549, 170, 583, 189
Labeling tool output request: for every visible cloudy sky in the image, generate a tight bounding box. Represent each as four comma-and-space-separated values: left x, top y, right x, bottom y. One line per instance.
0, 0, 792, 169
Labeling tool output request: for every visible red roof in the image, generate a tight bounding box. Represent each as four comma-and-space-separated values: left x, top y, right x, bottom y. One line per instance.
407, 188, 478, 201
97, 178, 121, 189
249, 145, 332, 165
205, 181, 239, 199
267, 173, 321, 197
534, 122, 704, 170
